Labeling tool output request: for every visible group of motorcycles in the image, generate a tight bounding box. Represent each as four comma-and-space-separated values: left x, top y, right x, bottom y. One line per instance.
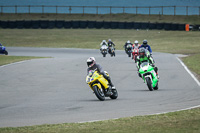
124, 44, 139, 63
86, 41, 159, 101
124, 42, 159, 91
100, 44, 115, 57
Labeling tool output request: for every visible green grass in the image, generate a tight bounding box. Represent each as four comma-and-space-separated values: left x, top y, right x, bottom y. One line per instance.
1, 29, 200, 54
1, 13, 200, 25
182, 54, 200, 81
0, 55, 45, 66
0, 108, 199, 133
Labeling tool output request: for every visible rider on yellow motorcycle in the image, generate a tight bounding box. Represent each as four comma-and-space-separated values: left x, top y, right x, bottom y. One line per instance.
87, 57, 116, 93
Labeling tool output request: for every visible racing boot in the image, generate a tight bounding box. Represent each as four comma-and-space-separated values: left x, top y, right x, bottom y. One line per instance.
103, 73, 116, 89
109, 82, 116, 89
154, 67, 159, 79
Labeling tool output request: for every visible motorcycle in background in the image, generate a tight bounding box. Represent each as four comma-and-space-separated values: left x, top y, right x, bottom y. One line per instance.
138, 62, 159, 91
132, 47, 139, 63
100, 45, 108, 57
0, 46, 8, 55
108, 46, 115, 57
125, 44, 132, 57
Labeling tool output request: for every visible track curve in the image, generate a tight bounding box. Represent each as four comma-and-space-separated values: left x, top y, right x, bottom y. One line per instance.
0, 47, 199, 127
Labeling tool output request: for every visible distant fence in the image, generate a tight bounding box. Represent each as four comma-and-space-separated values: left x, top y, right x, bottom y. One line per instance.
1, 20, 199, 31
0, 5, 200, 16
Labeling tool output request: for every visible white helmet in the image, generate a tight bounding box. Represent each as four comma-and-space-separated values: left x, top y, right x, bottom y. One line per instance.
127, 40, 130, 43
108, 39, 111, 42
103, 40, 106, 43
134, 40, 139, 44
87, 57, 96, 68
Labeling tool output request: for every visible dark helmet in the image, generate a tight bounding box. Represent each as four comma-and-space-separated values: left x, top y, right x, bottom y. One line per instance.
0, 43, 2, 46
139, 48, 146, 58
143, 39, 148, 45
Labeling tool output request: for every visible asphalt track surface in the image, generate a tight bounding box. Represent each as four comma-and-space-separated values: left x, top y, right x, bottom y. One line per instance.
0, 47, 200, 127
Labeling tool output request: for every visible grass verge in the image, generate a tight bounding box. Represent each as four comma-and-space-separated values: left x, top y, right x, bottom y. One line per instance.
0, 108, 199, 133
0, 29, 200, 54
0, 55, 45, 66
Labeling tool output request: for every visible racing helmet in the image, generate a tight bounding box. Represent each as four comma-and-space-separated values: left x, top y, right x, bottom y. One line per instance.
134, 40, 139, 44
0, 43, 2, 46
108, 39, 111, 42
139, 48, 146, 58
87, 57, 96, 68
143, 39, 148, 45
127, 40, 131, 43
102, 40, 107, 45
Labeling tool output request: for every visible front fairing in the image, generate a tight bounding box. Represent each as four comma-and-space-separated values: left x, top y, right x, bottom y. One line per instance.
139, 62, 158, 87
86, 71, 109, 90
126, 44, 132, 52
132, 48, 139, 55
101, 45, 108, 50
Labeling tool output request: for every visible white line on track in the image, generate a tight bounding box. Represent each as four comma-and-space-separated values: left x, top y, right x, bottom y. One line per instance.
0, 60, 27, 68
77, 104, 200, 123
176, 57, 200, 87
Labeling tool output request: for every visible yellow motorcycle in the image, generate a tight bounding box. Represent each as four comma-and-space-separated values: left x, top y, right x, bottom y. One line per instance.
86, 70, 118, 101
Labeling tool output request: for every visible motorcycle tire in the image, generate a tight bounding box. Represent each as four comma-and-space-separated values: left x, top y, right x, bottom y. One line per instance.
103, 54, 106, 57
153, 83, 159, 90
128, 53, 131, 57
110, 89, 118, 99
93, 85, 105, 101
146, 77, 153, 91
135, 56, 137, 63
4, 50, 8, 55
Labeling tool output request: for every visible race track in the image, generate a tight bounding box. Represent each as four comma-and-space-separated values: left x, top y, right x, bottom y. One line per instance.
0, 47, 200, 127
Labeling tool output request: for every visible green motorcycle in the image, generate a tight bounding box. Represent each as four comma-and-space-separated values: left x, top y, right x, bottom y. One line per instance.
139, 62, 159, 91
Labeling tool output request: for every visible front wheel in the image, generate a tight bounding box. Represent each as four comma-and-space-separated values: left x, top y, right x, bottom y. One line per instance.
134, 55, 137, 63
103, 54, 106, 57
4, 50, 8, 55
146, 77, 153, 91
128, 53, 131, 57
110, 89, 118, 99
93, 85, 105, 101
112, 51, 115, 57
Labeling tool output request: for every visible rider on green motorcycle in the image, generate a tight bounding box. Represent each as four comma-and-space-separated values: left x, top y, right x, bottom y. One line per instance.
136, 48, 159, 78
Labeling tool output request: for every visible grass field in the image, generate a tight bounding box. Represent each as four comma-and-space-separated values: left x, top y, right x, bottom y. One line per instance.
1, 29, 200, 54
0, 28, 200, 132
0, 55, 45, 66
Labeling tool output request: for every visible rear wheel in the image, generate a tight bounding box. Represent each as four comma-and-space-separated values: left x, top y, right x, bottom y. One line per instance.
110, 89, 118, 99
146, 77, 153, 91
153, 83, 159, 90
93, 85, 105, 101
